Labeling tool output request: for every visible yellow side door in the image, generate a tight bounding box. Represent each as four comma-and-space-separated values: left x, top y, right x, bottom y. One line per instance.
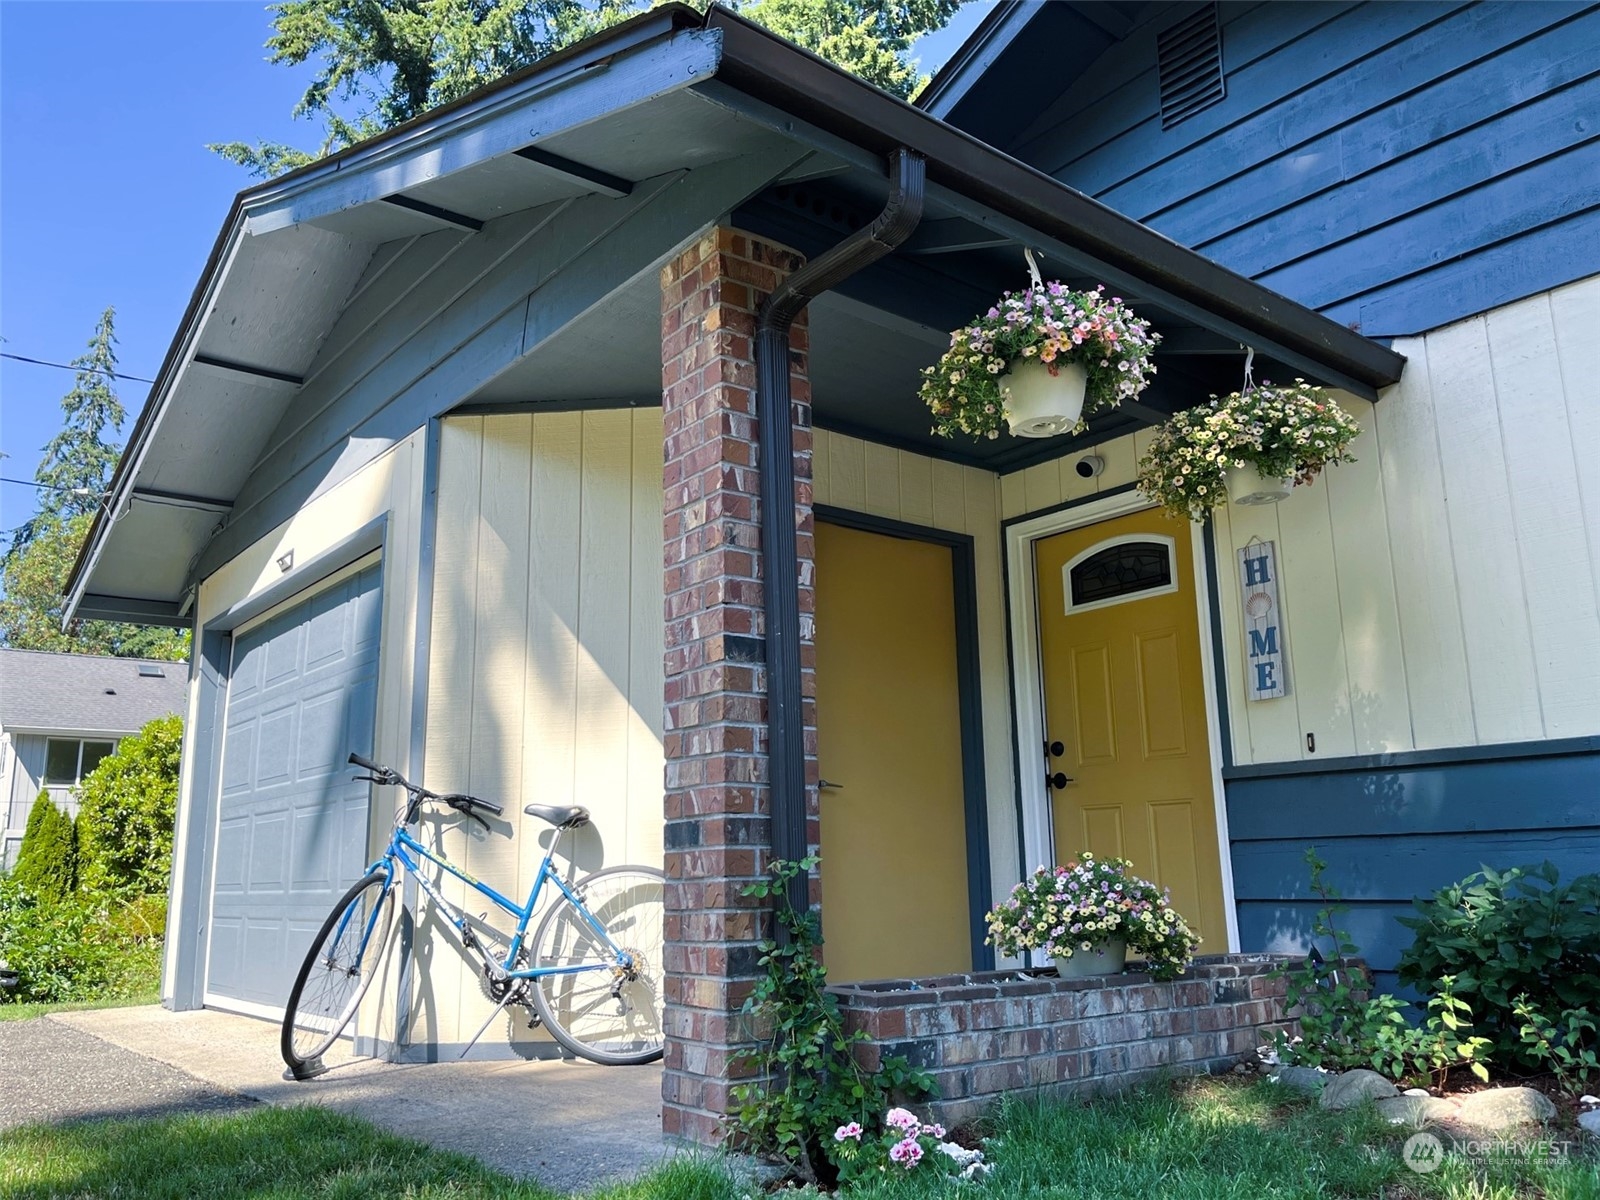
814, 521, 972, 983
1034, 510, 1227, 951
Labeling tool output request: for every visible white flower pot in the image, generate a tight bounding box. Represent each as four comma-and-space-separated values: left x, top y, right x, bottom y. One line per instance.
1001, 358, 1087, 438
1225, 463, 1294, 506
1053, 938, 1127, 980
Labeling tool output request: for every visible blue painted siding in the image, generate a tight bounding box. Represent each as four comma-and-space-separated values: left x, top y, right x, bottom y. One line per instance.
1226, 747, 1600, 989
992, 1, 1600, 337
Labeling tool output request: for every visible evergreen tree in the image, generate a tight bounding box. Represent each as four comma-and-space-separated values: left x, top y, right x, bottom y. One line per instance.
212, 0, 962, 177
9, 309, 125, 559
11, 792, 78, 904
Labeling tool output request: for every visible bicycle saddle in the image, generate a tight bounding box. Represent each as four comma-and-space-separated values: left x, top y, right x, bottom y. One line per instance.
523, 803, 590, 828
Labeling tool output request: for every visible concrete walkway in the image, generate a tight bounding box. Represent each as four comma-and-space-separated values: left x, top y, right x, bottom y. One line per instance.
35, 1006, 670, 1193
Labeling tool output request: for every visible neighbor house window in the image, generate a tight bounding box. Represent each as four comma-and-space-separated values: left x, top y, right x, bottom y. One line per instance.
43, 739, 116, 786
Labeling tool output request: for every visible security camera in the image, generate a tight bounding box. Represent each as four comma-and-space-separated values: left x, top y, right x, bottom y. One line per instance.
1074, 455, 1105, 479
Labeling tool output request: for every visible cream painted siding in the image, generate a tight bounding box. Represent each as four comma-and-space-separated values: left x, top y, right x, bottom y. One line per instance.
812, 430, 1022, 901
1212, 276, 1600, 765
164, 431, 428, 1008
411, 409, 664, 1049
997, 428, 1154, 520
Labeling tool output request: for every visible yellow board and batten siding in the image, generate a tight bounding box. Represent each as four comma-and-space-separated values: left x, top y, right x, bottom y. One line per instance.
414, 410, 665, 1051
1212, 276, 1600, 765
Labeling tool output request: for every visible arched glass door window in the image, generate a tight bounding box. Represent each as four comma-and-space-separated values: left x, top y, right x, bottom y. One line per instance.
1062, 534, 1178, 614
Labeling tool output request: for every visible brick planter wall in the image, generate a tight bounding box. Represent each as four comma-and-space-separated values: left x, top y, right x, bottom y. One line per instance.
833, 955, 1295, 1126
659, 227, 818, 1146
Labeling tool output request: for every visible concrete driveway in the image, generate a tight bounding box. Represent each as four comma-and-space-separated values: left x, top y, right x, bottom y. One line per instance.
24, 1005, 670, 1192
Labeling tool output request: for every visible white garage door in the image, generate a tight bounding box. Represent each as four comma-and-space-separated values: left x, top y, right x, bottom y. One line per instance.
205, 563, 383, 1016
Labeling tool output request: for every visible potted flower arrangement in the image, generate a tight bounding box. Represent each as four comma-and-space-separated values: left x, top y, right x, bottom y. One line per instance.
919, 283, 1160, 440
1137, 380, 1363, 520
985, 853, 1200, 981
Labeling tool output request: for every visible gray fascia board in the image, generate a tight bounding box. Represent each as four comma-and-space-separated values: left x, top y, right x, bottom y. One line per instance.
242, 29, 722, 236
73, 594, 190, 627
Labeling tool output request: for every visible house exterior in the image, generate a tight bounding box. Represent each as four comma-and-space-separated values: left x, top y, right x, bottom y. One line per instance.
0, 649, 187, 868
63, 0, 1595, 1143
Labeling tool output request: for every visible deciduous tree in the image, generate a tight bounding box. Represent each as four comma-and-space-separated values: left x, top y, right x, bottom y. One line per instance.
212, 0, 962, 177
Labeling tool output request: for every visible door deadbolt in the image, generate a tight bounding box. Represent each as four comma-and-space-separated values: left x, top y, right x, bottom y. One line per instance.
1047, 740, 1065, 758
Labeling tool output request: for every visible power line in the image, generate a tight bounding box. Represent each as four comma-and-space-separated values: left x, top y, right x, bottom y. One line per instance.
0, 476, 102, 495
1, 352, 154, 385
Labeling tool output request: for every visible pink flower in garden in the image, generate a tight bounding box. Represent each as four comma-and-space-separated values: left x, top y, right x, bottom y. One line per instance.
921, 1122, 946, 1138
834, 1122, 863, 1142
889, 1136, 924, 1168
885, 1107, 920, 1133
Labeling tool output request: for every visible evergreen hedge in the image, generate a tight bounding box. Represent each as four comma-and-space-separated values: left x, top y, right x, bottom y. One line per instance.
10, 791, 77, 903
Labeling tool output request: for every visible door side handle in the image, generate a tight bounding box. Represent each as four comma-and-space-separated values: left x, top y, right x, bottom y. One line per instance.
1047, 772, 1072, 790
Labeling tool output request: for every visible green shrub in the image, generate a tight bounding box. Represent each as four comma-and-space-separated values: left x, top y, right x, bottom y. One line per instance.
1273, 850, 1492, 1086
76, 713, 182, 895
1396, 862, 1600, 1068
10, 791, 78, 903
0, 877, 161, 1004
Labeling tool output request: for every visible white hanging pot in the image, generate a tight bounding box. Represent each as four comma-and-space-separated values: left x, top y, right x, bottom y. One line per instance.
1001, 358, 1087, 438
1053, 938, 1127, 980
1225, 463, 1294, 506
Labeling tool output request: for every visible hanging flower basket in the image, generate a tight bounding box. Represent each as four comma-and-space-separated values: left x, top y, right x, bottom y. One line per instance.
920, 284, 1160, 441
1224, 462, 1295, 506
1136, 380, 1363, 522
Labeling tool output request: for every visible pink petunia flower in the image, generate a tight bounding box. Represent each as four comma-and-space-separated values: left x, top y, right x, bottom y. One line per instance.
884, 1107, 920, 1133
889, 1136, 924, 1168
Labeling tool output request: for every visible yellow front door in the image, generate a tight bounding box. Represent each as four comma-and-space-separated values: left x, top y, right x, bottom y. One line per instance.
815, 520, 972, 984
1034, 509, 1227, 951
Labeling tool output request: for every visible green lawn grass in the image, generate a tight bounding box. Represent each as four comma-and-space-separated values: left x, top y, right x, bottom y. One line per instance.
1, 1077, 1595, 1200
0, 990, 161, 1023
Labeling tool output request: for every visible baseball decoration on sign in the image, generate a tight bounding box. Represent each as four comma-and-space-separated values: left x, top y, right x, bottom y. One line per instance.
1238, 540, 1287, 701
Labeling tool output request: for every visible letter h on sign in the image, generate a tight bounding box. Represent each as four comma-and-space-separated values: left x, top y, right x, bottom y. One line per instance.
1238, 541, 1287, 700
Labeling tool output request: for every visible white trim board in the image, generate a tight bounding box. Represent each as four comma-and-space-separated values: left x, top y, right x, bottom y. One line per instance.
1003, 492, 1241, 954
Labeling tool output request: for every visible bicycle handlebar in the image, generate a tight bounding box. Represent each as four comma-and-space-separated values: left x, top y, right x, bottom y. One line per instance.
347, 752, 503, 824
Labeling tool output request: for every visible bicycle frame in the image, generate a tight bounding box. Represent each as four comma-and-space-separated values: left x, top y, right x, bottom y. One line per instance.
346, 819, 630, 986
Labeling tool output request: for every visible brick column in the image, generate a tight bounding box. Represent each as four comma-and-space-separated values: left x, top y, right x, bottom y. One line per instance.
659, 228, 818, 1145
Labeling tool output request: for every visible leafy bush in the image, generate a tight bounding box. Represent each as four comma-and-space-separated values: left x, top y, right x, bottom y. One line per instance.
730, 856, 932, 1184
0, 877, 161, 1004
76, 713, 182, 895
10, 791, 78, 903
1273, 850, 1491, 1086
1396, 862, 1600, 1068
1513, 997, 1598, 1096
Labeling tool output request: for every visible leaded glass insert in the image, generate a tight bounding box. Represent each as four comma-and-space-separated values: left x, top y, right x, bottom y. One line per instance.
1069, 541, 1173, 608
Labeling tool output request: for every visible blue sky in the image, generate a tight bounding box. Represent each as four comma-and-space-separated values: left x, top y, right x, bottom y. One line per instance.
0, 0, 991, 541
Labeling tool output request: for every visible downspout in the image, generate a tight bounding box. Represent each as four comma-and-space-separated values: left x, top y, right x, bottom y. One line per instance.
755, 147, 926, 916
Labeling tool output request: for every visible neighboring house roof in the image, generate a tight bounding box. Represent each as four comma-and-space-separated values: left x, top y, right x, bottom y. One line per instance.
64, 1, 1403, 628
0, 649, 187, 736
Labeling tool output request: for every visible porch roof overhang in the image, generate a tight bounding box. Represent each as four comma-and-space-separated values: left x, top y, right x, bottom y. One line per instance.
65, 2, 1403, 628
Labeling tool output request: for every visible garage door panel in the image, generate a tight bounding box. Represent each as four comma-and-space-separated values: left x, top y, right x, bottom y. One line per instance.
207, 564, 382, 1013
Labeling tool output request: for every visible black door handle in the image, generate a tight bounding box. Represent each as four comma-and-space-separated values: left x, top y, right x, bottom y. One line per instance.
1047, 772, 1071, 790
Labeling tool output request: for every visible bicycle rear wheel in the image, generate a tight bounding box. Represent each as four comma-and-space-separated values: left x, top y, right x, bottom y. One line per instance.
281, 869, 397, 1079
529, 865, 665, 1066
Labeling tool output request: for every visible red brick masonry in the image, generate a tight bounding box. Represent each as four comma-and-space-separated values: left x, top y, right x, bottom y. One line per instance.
833, 955, 1296, 1126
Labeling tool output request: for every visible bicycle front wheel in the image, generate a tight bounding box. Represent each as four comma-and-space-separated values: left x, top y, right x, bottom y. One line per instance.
281, 869, 397, 1079
529, 865, 665, 1065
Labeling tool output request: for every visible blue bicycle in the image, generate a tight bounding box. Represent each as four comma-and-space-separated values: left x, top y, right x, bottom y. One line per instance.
280, 752, 664, 1079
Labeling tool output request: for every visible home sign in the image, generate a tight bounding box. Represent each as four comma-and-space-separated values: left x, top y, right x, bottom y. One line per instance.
1238, 540, 1288, 701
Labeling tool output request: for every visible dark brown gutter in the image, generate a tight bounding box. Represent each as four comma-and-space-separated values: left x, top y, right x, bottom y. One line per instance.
703, 5, 1406, 392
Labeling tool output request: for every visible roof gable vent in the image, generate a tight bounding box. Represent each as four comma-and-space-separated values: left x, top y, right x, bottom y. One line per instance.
1157, 4, 1225, 130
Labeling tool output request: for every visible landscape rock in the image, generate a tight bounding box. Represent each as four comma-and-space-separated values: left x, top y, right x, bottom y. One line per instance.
1403, 1088, 1430, 1097
1374, 1095, 1458, 1128
1271, 1066, 1328, 1094
1578, 1109, 1600, 1138
1455, 1087, 1557, 1130
1319, 1069, 1400, 1110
